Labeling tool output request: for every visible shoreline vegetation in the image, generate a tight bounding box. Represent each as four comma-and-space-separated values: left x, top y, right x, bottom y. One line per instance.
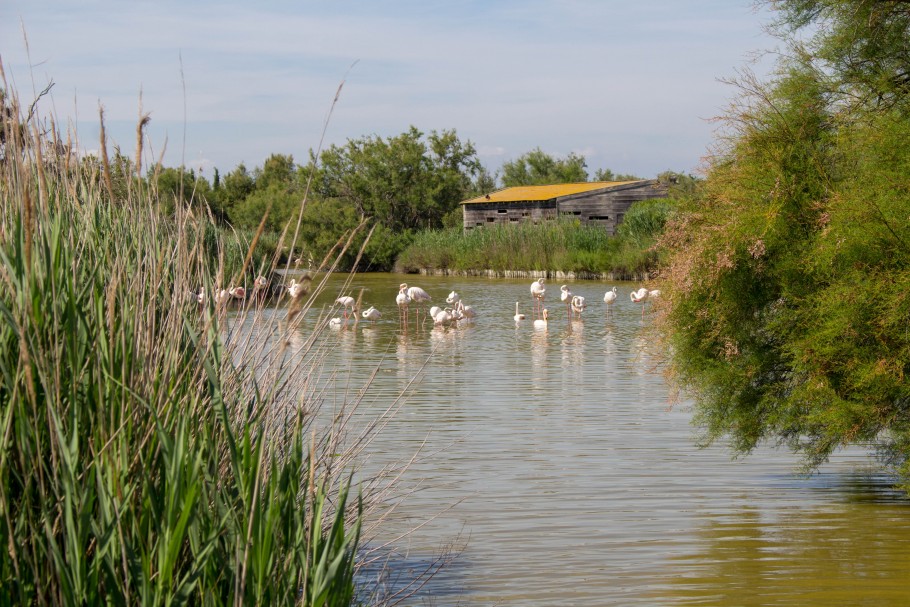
0, 77, 441, 604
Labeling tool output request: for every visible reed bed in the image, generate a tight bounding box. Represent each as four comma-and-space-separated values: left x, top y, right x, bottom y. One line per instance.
395, 199, 673, 277
0, 76, 417, 605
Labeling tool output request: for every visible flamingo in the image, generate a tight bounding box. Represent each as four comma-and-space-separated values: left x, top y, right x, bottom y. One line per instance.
335, 295, 357, 321
214, 288, 230, 306
604, 286, 618, 308
630, 287, 650, 317
430, 306, 454, 327
403, 284, 432, 326
560, 285, 573, 318
455, 300, 476, 320
329, 317, 344, 329
287, 279, 305, 299
571, 295, 587, 319
195, 288, 205, 305
513, 302, 526, 322
229, 286, 246, 300
530, 278, 546, 319
396, 284, 411, 325
446, 291, 461, 305
362, 306, 382, 325
533, 308, 549, 330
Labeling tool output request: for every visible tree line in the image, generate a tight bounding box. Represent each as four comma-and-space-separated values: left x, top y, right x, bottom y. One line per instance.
142, 128, 677, 271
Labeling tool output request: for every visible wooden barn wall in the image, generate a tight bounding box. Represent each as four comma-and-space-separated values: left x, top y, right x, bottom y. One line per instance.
462, 200, 558, 229
461, 181, 668, 233
556, 181, 668, 235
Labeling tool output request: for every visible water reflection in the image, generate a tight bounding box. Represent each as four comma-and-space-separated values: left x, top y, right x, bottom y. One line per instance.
238, 273, 908, 606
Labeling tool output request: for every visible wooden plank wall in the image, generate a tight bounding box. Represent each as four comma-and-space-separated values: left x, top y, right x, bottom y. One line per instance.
461, 180, 668, 233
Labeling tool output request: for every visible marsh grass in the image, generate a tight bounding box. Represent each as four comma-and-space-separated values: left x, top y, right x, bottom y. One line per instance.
0, 72, 418, 605
395, 200, 673, 277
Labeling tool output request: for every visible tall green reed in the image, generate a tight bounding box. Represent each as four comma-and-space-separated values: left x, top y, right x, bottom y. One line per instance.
0, 77, 377, 605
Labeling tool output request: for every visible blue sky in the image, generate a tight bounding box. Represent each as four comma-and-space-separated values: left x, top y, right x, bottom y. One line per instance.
1, 1, 778, 180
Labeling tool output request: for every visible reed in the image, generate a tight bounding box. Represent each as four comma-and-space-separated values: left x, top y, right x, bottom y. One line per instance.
0, 78, 390, 605
396, 202, 672, 277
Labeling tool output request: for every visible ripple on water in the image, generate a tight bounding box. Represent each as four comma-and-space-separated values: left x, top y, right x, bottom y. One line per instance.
229, 273, 910, 606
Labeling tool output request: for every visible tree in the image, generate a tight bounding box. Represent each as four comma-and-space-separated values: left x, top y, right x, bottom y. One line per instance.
657, 0, 910, 485
592, 167, 641, 182
500, 148, 588, 186
310, 127, 482, 269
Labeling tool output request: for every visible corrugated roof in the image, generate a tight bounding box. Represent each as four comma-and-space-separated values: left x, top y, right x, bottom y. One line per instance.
460, 180, 643, 204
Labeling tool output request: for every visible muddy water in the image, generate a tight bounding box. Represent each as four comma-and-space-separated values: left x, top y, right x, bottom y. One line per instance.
236, 273, 910, 606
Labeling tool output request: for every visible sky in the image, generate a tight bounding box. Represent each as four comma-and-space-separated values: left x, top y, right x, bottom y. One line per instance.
1, 1, 780, 181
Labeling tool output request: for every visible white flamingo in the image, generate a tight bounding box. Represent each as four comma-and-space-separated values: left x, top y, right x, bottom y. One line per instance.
362, 306, 382, 324
513, 302, 526, 322
560, 284, 573, 317
335, 295, 357, 320
630, 287, 650, 317
531, 278, 546, 319
446, 291, 461, 305
229, 286, 246, 300
604, 286, 618, 307
329, 317, 344, 329
533, 308, 549, 330
287, 279, 305, 299
403, 284, 432, 325
396, 284, 411, 325
430, 306, 454, 327
571, 295, 587, 318
214, 288, 230, 306
455, 300, 476, 320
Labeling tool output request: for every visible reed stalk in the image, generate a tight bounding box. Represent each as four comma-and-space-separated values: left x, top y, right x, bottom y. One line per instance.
0, 81, 397, 606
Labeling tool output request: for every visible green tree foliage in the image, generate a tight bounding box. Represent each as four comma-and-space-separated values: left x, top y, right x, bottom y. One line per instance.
500, 148, 588, 186
592, 167, 641, 182
658, 0, 910, 483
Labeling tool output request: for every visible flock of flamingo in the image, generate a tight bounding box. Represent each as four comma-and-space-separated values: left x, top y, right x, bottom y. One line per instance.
195, 275, 660, 329
332, 277, 660, 330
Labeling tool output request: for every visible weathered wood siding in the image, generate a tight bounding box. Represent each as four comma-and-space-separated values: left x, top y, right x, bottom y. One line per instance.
462, 180, 668, 234
462, 199, 558, 228
555, 180, 668, 235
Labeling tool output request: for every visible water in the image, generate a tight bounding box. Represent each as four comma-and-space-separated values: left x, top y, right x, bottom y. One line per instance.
233, 273, 910, 606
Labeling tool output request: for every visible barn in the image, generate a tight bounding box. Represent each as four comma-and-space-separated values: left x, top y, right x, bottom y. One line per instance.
460, 179, 668, 235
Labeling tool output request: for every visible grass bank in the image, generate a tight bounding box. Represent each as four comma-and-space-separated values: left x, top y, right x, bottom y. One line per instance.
395, 197, 675, 279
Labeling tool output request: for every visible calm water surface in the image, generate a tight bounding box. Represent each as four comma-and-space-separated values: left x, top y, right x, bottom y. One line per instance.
234, 273, 910, 606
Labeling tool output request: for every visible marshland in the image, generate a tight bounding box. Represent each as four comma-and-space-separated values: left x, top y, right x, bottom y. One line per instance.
5, 0, 910, 604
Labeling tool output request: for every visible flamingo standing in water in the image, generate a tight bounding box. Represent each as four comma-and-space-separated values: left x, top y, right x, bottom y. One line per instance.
446, 291, 460, 306
287, 279, 305, 299
362, 306, 382, 325
534, 308, 549, 330
604, 286, 618, 309
513, 302, 526, 322
630, 287, 650, 317
336, 295, 357, 321
404, 284, 432, 326
396, 284, 411, 326
455, 300, 476, 321
530, 278, 546, 319
560, 285, 573, 318
571, 295, 587, 319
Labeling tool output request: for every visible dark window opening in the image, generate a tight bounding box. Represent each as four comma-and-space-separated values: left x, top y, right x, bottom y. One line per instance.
497, 209, 508, 214
590, 215, 611, 221
487, 217, 496, 223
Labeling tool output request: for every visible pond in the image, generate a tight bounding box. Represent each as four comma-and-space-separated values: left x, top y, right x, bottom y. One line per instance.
233, 272, 910, 606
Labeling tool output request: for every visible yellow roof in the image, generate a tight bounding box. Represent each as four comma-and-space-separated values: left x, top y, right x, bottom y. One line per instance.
461, 181, 643, 204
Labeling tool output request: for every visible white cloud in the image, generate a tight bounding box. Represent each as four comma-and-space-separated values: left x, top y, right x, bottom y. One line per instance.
1, 0, 778, 177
